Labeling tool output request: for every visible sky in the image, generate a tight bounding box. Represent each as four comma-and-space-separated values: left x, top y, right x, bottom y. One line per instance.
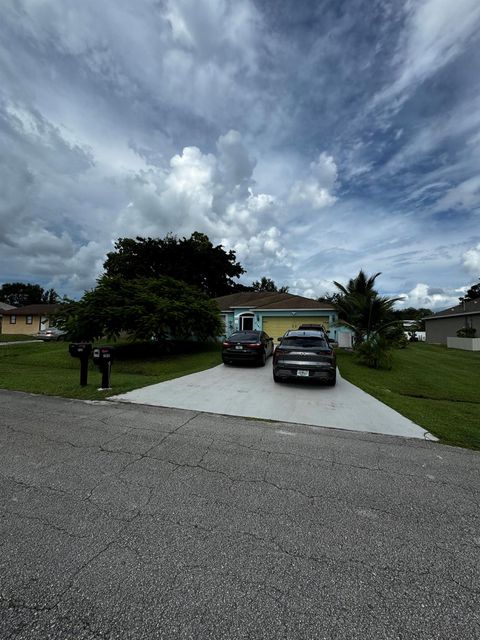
1, 0, 480, 309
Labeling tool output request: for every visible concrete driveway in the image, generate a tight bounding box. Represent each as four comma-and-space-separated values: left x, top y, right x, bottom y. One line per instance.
112, 362, 435, 440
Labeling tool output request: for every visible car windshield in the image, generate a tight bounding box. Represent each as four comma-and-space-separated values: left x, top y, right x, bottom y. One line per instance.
281, 337, 329, 349
229, 332, 260, 342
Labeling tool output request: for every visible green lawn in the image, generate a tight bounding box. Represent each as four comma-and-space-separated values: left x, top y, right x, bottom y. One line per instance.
0, 341, 222, 401
336, 343, 480, 450
0, 334, 40, 342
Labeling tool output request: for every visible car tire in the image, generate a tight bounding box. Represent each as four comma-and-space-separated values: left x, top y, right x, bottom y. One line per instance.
273, 373, 282, 383
326, 373, 337, 386
259, 351, 267, 367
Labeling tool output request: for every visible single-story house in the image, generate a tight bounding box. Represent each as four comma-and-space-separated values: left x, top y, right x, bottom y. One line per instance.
424, 299, 480, 344
0, 304, 60, 336
0, 302, 16, 333
214, 291, 353, 345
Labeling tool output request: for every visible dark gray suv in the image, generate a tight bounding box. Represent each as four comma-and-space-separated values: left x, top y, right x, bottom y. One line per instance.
273, 330, 336, 385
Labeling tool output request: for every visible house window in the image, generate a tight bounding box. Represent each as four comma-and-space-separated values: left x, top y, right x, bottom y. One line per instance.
9, 315, 16, 324
26, 315, 33, 325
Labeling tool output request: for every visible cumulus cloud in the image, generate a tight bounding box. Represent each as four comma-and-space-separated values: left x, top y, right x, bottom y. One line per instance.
227, 227, 292, 274
463, 243, 480, 274
395, 283, 463, 310
289, 153, 338, 209
288, 277, 337, 300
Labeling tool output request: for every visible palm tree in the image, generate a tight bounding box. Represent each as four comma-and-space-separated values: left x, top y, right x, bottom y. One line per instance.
333, 270, 402, 344
333, 270, 381, 298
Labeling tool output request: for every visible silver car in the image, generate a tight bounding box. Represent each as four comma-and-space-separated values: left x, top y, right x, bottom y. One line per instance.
34, 327, 67, 342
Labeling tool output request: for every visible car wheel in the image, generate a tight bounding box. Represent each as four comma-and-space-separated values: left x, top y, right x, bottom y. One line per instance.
326, 373, 337, 386
273, 373, 282, 383
259, 351, 267, 367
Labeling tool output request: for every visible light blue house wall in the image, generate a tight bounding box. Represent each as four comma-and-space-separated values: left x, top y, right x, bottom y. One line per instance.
220, 308, 350, 340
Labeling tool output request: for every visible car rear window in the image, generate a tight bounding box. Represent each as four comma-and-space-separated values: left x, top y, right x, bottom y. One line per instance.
229, 332, 260, 342
281, 337, 329, 349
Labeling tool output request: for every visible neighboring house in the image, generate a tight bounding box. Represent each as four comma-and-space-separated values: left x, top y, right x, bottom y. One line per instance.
214, 291, 352, 343
402, 319, 426, 342
0, 302, 16, 333
0, 304, 60, 336
424, 299, 480, 344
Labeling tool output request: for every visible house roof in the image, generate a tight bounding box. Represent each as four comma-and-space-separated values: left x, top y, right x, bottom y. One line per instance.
214, 291, 335, 312
424, 298, 480, 320
1, 304, 60, 316
0, 302, 16, 312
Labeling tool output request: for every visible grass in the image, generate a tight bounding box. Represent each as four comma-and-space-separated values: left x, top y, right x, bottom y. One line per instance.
336, 342, 480, 450
0, 340, 222, 401
0, 334, 40, 342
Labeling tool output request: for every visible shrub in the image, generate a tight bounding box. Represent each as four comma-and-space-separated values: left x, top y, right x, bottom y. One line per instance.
355, 334, 393, 369
456, 327, 476, 338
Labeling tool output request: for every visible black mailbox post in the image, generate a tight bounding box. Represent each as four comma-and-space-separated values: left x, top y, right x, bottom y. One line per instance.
92, 346, 114, 390
69, 343, 92, 386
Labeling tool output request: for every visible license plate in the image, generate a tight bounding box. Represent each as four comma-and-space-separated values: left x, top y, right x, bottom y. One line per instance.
296, 370, 309, 377
235, 345, 243, 350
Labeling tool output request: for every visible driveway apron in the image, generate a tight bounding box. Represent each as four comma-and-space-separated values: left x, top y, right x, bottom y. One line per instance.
111, 364, 435, 440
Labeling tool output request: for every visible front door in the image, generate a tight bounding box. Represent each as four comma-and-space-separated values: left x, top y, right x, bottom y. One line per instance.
240, 315, 254, 330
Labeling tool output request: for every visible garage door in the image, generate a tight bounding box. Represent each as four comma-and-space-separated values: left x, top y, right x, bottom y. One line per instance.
262, 316, 330, 341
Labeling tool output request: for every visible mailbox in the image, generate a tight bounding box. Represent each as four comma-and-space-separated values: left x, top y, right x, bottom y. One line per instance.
92, 346, 114, 365
92, 346, 114, 390
68, 343, 92, 386
69, 343, 92, 358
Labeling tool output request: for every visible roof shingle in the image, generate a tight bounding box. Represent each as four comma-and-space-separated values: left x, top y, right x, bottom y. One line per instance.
1, 304, 60, 316
424, 299, 480, 320
214, 292, 334, 311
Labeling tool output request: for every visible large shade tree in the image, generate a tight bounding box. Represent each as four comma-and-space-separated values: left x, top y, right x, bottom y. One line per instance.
461, 279, 480, 301
251, 277, 289, 293
0, 282, 59, 306
103, 232, 245, 298
56, 276, 223, 342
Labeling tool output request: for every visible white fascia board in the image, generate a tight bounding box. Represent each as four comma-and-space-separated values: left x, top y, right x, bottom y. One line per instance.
253, 308, 335, 312
425, 310, 480, 320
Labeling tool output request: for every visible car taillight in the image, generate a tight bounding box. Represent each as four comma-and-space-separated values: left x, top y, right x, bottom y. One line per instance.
245, 342, 262, 348
275, 348, 286, 355
222, 341, 231, 347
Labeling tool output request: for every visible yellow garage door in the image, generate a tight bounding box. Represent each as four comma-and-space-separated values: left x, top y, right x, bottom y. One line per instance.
263, 316, 329, 341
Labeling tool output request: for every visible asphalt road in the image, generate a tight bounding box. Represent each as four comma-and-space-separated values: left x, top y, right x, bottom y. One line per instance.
1, 390, 479, 639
